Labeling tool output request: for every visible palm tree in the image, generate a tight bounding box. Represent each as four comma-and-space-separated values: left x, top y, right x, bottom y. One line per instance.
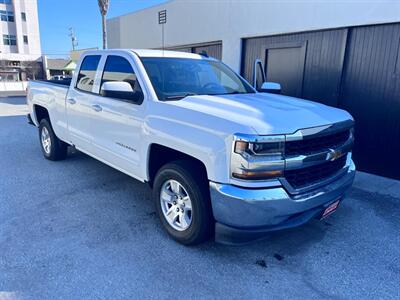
98, 0, 110, 49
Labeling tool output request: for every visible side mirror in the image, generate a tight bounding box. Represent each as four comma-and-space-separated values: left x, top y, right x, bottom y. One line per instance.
259, 82, 281, 94
100, 81, 143, 103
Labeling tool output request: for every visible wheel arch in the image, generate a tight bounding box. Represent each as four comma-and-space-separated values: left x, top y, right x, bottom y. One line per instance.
147, 143, 208, 187
33, 104, 50, 126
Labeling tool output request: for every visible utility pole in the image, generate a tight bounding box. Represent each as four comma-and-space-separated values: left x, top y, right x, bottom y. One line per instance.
68, 27, 78, 51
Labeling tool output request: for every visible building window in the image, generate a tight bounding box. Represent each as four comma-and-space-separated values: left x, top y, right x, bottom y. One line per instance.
3, 34, 17, 46
0, 0, 12, 4
21, 12, 26, 21
0, 10, 14, 22
23, 35, 28, 44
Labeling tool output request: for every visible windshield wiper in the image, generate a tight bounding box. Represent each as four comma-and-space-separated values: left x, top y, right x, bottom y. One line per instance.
223, 91, 242, 95
209, 91, 244, 96
165, 93, 197, 100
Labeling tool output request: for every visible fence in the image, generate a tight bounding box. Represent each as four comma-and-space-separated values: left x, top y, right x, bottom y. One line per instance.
0, 81, 28, 92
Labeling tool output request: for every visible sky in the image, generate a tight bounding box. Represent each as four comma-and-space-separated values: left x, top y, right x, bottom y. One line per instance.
37, 0, 168, 58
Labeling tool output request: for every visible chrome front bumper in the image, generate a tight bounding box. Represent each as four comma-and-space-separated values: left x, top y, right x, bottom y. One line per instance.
210, 159, 356, 244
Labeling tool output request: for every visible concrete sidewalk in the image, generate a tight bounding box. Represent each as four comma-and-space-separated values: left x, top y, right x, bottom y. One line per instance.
353, 171, 400, 199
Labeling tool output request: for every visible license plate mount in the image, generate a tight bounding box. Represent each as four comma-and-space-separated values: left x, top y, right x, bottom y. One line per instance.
320, 199, 341, 219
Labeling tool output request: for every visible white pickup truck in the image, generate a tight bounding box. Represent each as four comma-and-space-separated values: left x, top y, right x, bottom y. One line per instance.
27, 49, 355, 245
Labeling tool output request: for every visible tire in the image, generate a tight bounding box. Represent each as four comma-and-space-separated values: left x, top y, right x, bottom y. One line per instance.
38, 118, 68, 161
153, 160, 213, 245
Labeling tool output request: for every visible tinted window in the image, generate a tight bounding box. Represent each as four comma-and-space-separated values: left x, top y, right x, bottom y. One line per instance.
76, 55, 101, 93
141, 58, 254, 101
101, 55, 142, 93
3, 34, 16, 45
0, 10, 14, 22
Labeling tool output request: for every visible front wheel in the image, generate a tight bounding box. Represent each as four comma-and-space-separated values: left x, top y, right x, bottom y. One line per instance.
39, 119, 68, 161
153, 160, 213, 245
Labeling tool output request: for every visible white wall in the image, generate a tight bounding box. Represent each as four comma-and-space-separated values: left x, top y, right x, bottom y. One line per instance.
0, 0, 41, 61
107, 0, 400, 72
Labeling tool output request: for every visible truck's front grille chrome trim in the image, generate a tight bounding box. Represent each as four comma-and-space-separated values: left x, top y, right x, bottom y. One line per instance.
231, 120, 354, 192
286, 129, 350, 156
285, 119, 354, 142
282, 155, 348, 192
285, 133, 353, 170
280, 120, 354, 194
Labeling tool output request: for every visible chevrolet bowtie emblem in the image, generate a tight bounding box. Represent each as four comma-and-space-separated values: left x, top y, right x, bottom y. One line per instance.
328, 148, 343, 161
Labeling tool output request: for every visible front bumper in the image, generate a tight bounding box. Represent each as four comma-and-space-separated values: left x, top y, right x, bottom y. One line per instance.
210, 159, 355, 244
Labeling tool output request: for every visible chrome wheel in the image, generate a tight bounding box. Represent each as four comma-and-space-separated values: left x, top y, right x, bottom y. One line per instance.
41, 126, 51, 154
160, 179, 193, 231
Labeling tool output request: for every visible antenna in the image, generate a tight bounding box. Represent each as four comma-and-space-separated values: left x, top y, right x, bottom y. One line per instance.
68, 27, 78, 51
158, 10, 167, 55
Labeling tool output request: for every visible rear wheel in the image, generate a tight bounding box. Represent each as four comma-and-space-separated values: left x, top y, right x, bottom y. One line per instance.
39, 119, 68, 161
153, 160, 213, 245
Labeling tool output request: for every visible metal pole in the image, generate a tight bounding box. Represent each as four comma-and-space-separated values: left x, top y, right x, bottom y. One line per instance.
162, 23, 165, 56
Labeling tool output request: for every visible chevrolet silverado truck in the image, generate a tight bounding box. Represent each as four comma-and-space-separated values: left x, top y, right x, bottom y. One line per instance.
27, 49, 355, 245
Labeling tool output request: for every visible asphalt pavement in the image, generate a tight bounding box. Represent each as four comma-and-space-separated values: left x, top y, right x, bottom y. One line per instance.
0, 96, 399, 300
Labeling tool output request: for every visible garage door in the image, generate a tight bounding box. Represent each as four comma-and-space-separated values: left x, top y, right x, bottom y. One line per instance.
264, 42, 307, 98
241, 23, 400, 179
168, 42, 222, 60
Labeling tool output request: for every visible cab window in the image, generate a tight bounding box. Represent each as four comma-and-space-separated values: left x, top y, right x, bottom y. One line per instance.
76, 55, 101, 93
101, 55, 142, 94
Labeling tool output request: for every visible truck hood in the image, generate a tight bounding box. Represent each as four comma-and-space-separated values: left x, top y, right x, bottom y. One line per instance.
170, 93, 353, 135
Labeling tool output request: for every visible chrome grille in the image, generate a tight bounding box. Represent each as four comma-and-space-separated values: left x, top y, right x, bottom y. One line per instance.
282, 121, 354, 193
285, 155, 347, 189
286, 130, 350, 156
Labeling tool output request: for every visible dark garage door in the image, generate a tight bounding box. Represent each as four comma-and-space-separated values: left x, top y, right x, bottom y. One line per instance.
339, 24, 400, 179
168, 42, 222, 60
241, 23, 400, 179
264, 42, 307, 97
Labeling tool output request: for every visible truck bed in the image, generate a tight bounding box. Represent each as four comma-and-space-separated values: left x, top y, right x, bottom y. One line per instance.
28, 80, 70, 131
34, 78, 72, 87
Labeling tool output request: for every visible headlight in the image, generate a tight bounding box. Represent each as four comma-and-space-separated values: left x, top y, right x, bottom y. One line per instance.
231, 135, 285, 180
234, 140, 284, 156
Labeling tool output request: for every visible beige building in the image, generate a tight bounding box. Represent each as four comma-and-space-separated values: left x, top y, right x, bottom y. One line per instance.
0, 0, 42, 81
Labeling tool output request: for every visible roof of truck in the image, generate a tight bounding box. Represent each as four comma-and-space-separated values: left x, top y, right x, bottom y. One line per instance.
81, 49, 218, 61
132, 49, 216, 60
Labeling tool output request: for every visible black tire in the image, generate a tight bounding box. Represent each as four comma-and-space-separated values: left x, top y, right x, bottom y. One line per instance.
153, 160, 213, 245
38, 118, 68, 161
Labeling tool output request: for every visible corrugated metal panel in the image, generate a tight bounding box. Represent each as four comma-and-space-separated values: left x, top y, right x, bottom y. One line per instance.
169, 47, 192, 53
193, 43, 222, 60
241, 23, 400, 179
167, 42, 222, 60
242, 29, 347, 106
340, 23, 400, 178
263, 41, 307, 97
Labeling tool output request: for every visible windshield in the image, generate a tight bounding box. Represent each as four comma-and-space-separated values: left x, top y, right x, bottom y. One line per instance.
141, 57, 255, 100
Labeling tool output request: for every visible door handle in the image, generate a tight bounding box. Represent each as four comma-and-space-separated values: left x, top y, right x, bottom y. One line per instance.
91, 104, 102, 112
67, 98, 76, 105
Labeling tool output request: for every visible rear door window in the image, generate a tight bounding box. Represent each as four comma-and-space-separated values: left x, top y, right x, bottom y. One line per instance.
101, 55, 142, 94
76, 55, 101, 93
